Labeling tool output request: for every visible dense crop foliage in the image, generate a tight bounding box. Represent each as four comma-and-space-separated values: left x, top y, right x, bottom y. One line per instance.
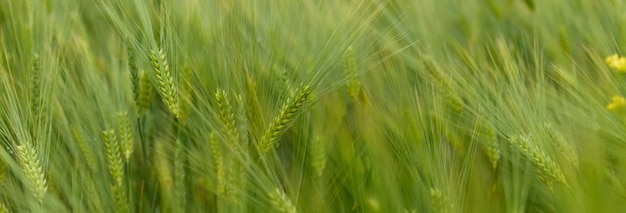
0, 0, 625, 212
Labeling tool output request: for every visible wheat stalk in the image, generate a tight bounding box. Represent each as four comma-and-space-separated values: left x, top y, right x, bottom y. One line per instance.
15, 141, 47, 204
258, 85, 311, 153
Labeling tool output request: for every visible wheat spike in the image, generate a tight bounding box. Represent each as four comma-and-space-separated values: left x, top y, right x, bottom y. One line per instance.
215, 89, 239, 143
509, 135, 567, 189
149, 48, 180, 118
174, 139, 187, 211
103, 129, 124, 185
112, 184, 129, 213
125, 37, 140, 112
482, 122, 500, 169
429, 188, 450, 213
343, 46, 361, 99
138, 69, 154, 113
116, 112, 133, 162
258, 85, 311, 153
15, 141, 47, 204
210, 132, 228, 197
0, 202, 8, 213
72, 127, 98, 172
268, 188, 298, 213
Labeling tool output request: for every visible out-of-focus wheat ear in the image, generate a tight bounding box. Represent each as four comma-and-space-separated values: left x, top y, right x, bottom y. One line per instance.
138, 69, 154, 113
215, 89, 239, 143
29, 54, 42, 128
15, 141, 47, 204
112, 184, 129, 213
116, 112, 134, 162
268, 188, 297, 213
429, 188, 450, 213
173, 139, 187, 211
343, 46, 361, 100
210, 132, 228, 197
87, 179, 103, 213
509, 135, 568, 189
72, 128, 98, 172
310, 136, 326, 178
103, 129, 124, 186
149, 48, 180, 118
258, 85, 311, 154
245, 71, 263, 135
544, 124, 579, 168
482, 122, 500, 169
0, 202, 7, 213
178, 66, 193, 124
125, 37, 140, 112
154, 140, 173, 208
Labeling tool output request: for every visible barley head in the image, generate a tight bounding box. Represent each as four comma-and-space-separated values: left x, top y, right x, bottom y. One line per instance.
149, 48, 180, 118
15, 141, 47, 204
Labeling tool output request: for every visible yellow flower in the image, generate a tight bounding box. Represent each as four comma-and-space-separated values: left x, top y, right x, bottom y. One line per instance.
607, 95, 626, 111
606, 54, 626, 72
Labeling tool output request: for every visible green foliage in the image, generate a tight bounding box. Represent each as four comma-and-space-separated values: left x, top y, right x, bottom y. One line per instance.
1, 0, 626, 212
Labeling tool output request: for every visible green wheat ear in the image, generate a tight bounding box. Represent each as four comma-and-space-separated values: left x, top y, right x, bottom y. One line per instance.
210, 132, 228, 197
268, 188, 298, 213
116, 112, 133, 162
481, 122, 500, 169
509, 135, 567, 189
343, 46, 361, 100
103, 129, 124, 186
215, 89, 239, 143
16, 141, 47, 204
139, 69, 154, 113
29, 54, 43, 129
125, 37, 140, 113
149, 48, 180, 118
258, 84, 311, 154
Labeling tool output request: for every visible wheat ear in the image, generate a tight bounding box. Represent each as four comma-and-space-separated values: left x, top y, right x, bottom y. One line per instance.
138, 69, 154, 113
149, 48, 180, 118
16, 141, 47, 204
343, 46, 361, 99
258, 85, 311, 153
103, 129, 124, 185
268, 188, 298, 213
116, 112, 133, 162
210, 132, 228, 197
509, 135, 567, 189
125, 37, 140, 113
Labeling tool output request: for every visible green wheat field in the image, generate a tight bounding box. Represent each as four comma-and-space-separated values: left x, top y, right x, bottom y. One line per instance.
1, 0, 626, 212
